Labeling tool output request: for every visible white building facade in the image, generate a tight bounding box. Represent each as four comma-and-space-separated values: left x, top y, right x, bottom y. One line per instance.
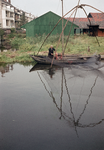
2, 2, 15, 28
0, 0, 35, 30
0, 0, 2, 28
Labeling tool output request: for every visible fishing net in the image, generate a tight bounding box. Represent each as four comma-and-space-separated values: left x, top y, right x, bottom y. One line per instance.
34, 65, 104, 130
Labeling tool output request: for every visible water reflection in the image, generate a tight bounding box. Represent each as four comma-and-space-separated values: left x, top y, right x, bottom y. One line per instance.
0, 63, 104, 149
0, 62, 34, 77
0, 64, 13, 77
30, 64, 104, 136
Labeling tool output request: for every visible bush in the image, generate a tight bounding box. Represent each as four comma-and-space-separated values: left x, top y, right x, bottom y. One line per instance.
11, 37, 24, 49
16, 34, 26, 38
19, 42, 35, 52
0, 29, 4, 36
11, 28, 16, 33
8, 33, 15, 38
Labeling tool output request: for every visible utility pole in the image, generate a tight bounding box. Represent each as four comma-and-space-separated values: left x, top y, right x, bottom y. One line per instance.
61, 0, 64, 54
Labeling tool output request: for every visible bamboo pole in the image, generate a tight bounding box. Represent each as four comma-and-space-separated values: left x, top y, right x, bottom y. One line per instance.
62, 0, 80, 56
55, 8, 77, 52
61, 0, 64, 54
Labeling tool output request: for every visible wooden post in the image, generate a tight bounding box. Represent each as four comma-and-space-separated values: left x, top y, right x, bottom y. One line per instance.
61, 0, 64, 55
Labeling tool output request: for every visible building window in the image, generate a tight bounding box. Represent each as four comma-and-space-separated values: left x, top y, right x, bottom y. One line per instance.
6, 11, 8, 17
6, 11, 9, 17
10, 12, 14, 18
6, 20, 9, 26
10, 21, 14, 27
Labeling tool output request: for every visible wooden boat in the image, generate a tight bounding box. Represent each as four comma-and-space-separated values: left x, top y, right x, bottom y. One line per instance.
30, 54, 101, 66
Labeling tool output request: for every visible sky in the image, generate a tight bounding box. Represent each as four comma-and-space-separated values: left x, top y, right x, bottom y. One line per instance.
11, 0, 104, 18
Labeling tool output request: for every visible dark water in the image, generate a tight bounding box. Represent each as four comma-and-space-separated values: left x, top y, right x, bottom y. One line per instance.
0, 63, 104, 150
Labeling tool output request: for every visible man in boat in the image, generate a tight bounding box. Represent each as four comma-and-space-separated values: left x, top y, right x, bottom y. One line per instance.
48, 45, 56, 58
48, 45, 62, 60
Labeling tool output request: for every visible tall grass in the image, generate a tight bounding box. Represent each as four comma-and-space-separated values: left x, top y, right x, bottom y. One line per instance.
1, 34, 104, 63
10, 34, 104, 55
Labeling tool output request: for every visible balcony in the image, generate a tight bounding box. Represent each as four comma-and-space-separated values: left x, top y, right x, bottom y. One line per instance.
6, 11, 14, 20
15, 14, 20, 21
6, 20, 15, 28
5, 6, 14, 12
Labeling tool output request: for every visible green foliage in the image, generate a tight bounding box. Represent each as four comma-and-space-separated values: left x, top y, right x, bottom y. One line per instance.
15, 54, 32, 62
20, 12, 28, 27
10, 34, 104, 55
0, 29, 4, 36
15, 34, 26, 38
19, 42, 35, 52
8, 33, 15, 38
0, 29, 4, 41
0, 53, 12, 63
11, 28, 16, 33
11, 37, 24, 49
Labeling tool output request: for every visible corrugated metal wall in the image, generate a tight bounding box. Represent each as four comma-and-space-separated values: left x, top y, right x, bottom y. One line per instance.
22, 11, 78, 37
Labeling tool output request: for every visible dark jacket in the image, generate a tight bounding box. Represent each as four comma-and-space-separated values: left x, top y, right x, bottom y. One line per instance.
48, 47, 55, 58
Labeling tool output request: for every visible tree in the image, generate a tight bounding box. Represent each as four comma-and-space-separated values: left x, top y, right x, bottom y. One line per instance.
20, 12, 28, 27
0, 29, 4, 46
0, 28, 4, 36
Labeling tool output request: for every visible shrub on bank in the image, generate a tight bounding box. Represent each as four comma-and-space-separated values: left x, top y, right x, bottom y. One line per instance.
16, 34, 26, 38
0, 29, 4, 37
11, 28, 16, 33
11, 37, 23, 50
0, 29, 4, 42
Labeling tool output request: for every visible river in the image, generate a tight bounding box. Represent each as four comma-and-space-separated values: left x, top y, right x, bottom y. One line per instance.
0, 63, 104, 150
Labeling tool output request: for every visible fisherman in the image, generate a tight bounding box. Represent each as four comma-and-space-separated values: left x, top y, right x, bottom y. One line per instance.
48, 45, 56, 58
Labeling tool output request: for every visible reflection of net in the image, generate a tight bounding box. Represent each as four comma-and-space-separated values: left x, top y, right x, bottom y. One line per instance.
41, 68, 62, 95
38, 67, 104, 132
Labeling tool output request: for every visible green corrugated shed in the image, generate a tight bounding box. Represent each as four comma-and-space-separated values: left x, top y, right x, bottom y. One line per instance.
21, 11, 79, 37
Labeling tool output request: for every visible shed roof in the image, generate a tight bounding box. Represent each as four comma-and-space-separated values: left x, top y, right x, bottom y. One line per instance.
88, 13, 104, 29
22, 11, 78, 29
67, 13, 104, 29
67, 18, 89, 29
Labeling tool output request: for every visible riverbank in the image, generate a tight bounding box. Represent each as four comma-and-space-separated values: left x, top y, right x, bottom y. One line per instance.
0, 34, 104, 63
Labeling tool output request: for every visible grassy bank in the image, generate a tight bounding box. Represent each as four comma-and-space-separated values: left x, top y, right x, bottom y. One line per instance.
0, 34, 104, 63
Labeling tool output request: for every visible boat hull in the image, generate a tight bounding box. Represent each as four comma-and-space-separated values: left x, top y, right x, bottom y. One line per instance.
30, 55, 101, 66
